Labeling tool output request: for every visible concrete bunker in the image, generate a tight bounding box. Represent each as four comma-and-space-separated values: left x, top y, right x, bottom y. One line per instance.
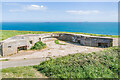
58, 33, 113, 48
0, 33, 114, 56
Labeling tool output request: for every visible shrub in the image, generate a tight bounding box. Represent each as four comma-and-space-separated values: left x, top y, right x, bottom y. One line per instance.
30, 41, 46, 50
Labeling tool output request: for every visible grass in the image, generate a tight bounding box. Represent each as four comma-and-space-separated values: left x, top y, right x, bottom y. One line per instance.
69, 32, 118, 38
1, 46, 119, 78
0, 59, 9, 61
0, 30, 118, 41
2, 66, 47, 78
0, 30, 48, 41
33, 46, 119, 78
54, 40, 66, 45
30, 41, 46, 50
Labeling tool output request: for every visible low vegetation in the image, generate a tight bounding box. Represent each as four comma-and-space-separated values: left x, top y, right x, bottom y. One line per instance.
54, 40, 66, 45
1, 46, 119, 78
0, 30, 48, 41
2, 66, 47, 78
30, 41, 46, 50
0, 59, 9, 61
33, 46, 119, 78
0, 30, 118, 41
71, 32, 118, 38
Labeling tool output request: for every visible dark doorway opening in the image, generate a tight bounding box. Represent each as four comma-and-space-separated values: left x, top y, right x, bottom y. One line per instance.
78, 40, 81, 44
39, 38, 41, 41
0, 45, 3, 56
17, 46, 27, 51
98, 43, 108, 48
29, 41, 33, 44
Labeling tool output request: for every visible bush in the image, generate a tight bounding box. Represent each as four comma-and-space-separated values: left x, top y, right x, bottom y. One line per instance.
30, 41, 46, 50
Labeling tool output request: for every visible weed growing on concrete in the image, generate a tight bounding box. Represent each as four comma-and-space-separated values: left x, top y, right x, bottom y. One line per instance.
54, 40, 66, 45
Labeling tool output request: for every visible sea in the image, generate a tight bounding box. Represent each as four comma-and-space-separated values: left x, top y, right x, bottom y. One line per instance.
0, 22, 118, 35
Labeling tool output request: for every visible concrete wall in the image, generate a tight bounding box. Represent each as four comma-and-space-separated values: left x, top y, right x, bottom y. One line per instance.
3, 41, 18, 56
113, 38, 120, 46
58, 33, 113, 47
2, 39, 28, 56
0, 33, 56, 56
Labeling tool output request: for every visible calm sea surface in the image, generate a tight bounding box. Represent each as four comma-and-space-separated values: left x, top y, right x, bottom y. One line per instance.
1, 22, 118, 35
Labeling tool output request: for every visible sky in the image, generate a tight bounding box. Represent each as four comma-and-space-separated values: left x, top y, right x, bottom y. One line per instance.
2, 2, 118, 22
1, 0, 120, 2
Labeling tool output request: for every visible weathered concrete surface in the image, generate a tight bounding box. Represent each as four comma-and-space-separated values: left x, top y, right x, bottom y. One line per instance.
113, 38, 120, 46
0, 33, 114, 56
1, 39, 104, 68
58, 33, 113, 47
0, 33, 56, 56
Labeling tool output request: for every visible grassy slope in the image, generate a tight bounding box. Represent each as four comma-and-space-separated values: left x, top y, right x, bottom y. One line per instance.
2, 46, 119, 78
0, 30, 48, 41
0, 30, 118, 41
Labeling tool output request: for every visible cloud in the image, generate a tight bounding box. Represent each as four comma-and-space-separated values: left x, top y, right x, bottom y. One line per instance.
24, 5, 47, 11
9, 5, 47, 12
66, 10, 100, 15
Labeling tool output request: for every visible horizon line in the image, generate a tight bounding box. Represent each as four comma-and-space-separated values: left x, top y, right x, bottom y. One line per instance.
1, 21, 118, 22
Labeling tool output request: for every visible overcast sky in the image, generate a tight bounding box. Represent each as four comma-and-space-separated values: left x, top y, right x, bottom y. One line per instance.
2, 2, 118, 22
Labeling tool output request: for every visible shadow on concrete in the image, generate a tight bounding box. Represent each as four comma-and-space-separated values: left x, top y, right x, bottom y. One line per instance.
58, 39, 104, 48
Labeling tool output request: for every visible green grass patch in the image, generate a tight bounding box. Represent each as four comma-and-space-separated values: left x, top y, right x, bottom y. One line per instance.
0, 30, 118, 41
30, 41, 46, 50
2, 66, 47, 78
0, 30, 48, 41
54, 40, 66, 45
33, 46, 119, 78
0, 59, 9, 61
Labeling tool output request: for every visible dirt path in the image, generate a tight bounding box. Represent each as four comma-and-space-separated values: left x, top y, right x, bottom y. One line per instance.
1, 58, 47, 69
